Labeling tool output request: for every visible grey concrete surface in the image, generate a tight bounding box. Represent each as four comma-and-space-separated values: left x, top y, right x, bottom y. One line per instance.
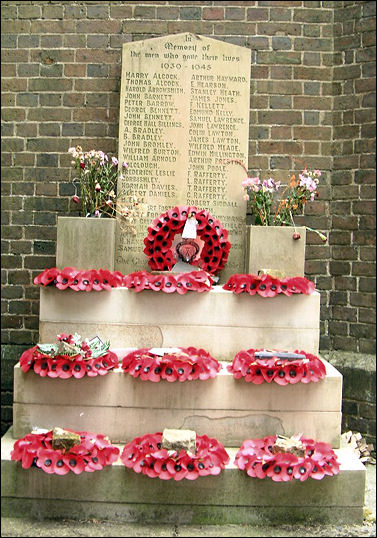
1, 464, 375, 537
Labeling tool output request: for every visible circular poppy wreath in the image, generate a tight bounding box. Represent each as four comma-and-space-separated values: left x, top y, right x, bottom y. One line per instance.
33, 267, 124, 291
19, 333, 119, 379
222, 273, 315, 297
143, 206, 231, 275
11, 429, 120, 475
123, 270, 213, 294
120, 432, 229, 480
235, 434, 340, 482
228, 349, 326, 385
121, 347, 221, 382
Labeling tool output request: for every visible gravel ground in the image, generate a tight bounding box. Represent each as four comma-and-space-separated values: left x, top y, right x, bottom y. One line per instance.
2, 464, 375, 537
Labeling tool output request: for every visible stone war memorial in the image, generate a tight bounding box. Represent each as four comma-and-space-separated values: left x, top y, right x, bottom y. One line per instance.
1, 30, 369, 527
116, 33, 251, 281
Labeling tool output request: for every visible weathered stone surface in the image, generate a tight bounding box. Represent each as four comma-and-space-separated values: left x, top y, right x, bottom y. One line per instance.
246, 225, 307, 277
38, 287, 321, 358
12, 358, 342, 446
115, 32, 251, 282
56, 216, 116, 271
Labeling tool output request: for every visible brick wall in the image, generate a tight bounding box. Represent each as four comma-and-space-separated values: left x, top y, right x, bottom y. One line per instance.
330, 1, 376, 354
1, 1, 376, 436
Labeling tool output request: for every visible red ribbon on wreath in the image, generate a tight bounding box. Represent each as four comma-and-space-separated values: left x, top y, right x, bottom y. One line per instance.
143, 206, 231, 275
120, 432, 229, 480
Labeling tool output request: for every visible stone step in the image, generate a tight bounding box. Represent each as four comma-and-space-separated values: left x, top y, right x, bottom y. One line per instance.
39, 287, 321, 358
1, 428, 366, 525
13, 357, 342, 446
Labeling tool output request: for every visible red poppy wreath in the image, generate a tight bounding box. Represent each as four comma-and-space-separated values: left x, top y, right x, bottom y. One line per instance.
11, 427, 120, 475
121, 347, 221, 382
235, 434, 340, 482
120, 432, 229, 480
123, 270, 213, 294
143, 206, 231, 274
19, 333, 119, 379
33, 267, 124, 291
223, 273, 315, 297
228, 349, 326, 385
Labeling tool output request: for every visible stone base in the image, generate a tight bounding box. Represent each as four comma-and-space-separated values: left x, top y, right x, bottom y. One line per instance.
1, 428, 366, 525
39, 287, 321, 358
12, 357, 342, 446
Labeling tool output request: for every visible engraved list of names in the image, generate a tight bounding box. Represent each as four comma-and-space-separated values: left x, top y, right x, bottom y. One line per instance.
116, 32, 251, 280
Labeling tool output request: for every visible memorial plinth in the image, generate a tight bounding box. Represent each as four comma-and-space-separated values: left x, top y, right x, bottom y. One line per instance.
1, 429, 365, 524
38, 287, 321, 358
116, 33, 251, 280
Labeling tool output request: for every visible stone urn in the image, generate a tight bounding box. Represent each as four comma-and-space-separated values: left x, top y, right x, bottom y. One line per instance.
246, 225, 306, 277
56, 216, 116, 271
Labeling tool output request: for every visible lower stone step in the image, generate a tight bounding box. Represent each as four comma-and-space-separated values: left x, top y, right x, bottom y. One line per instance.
1, 428, 365, 525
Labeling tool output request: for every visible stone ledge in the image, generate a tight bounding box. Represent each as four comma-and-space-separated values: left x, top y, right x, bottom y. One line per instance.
1, 428, 366, 525
39, 287, 321, 358
12, 358, 342, 446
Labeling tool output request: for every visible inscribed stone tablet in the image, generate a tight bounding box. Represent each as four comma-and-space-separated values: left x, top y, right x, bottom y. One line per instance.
116, 33, 251, 282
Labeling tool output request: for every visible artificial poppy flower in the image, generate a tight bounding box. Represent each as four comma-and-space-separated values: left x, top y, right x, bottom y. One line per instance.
256, 274, 277, 298
161, 274, 177, 293
266, 453, 297, 482
68, 270, 84, 292
293, 459, 313, 481
284, 362, 304, 384
148, 274, 165, 292
56, 358, 73, 379
85, 448, 107, 472
62, 453, 86, 475
161, 362, 178, 382
55, 267, 79, 290
36, 448, 61, 474
77, 270, 96, 292
33, 267, 59, 286
32, 356, 50, 377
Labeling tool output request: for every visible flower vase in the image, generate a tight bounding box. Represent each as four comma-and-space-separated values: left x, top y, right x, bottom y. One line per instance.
56, 216, 116, 271
246, 225, 306, 278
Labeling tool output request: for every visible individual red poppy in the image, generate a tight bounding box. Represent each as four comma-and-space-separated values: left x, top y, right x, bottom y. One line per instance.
85, 448, 107, 472
161, 362, 179, 382
55, 358, 74, 379
62, 453, 86, 475
293, 459, 313, 481
56, 267, 79, 290
161, 274, 177, 293
34, 267, 59, 286
256, 274, 278, 298
266, 453, 297, 482
77, 270, 96, 292
132, 271, 150, 292
32, 356, 50, 377
148, 274, 165, 292
36, 448, 61, 474
283, 361, 305, 384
